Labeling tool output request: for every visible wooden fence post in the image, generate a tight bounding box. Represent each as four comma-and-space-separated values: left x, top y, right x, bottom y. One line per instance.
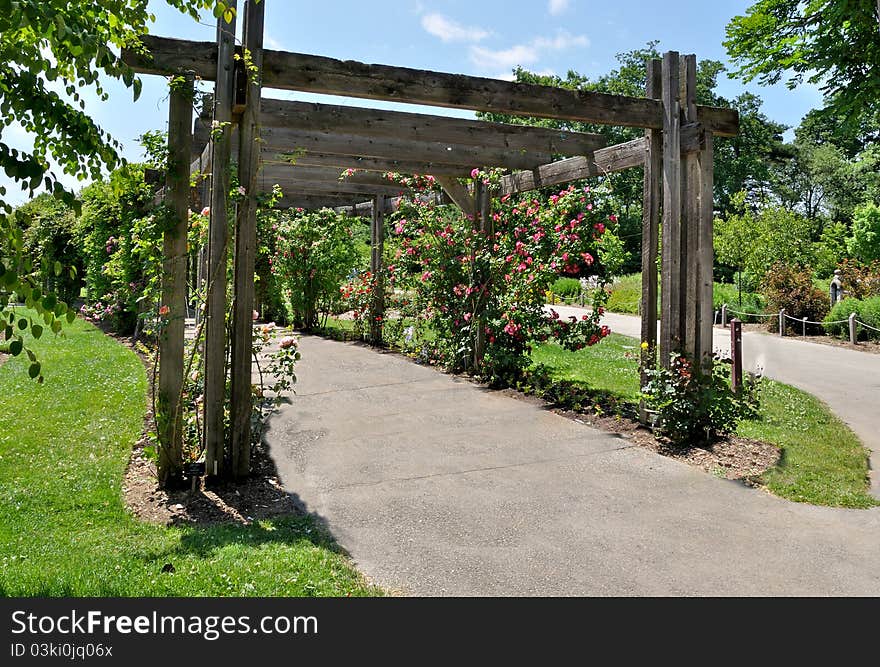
204, 3, 237, 482
230, 0, 265, 480
639, 58, 661, 424
730, 318, 742, 392
659, 51, 681, 368
697, 129, 715, 364
369, 194, 386, 345
850, 312, 857, 344
157, 71, 194, 488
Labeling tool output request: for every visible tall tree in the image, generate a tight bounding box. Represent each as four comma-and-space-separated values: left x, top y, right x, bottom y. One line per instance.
725, 0, 880, 132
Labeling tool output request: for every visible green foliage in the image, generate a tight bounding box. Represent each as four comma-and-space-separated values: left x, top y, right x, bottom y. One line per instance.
836, 258, 880, 300
550, 277, 582, 300
642, 354, 760, 447
847, 202, 880, 263
712, 281, 766, 316
714, 193, 816, 286
271, 208, 361, 329
605, 273, 645, 314
763, 262, 829, 333
825, 296, 880, 340
75, 163, 163, 333
11, 193, 82, 303
725, 0, 880, 132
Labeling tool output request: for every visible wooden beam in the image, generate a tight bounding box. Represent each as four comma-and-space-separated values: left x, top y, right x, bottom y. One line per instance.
261, 164, 405, 187
204, 4, 237, 482
264, 151, 473, 176
659, 51, 682, 366
230, 0, 264, 481
639, 59, 661, 424
435, 176, 475, 217
157, 71, 194, 488
123, 35, 739, 135
264, 178, 409, 198
259, 98, 606, 154
274, 194, 375, 210
261, 128, 552, 170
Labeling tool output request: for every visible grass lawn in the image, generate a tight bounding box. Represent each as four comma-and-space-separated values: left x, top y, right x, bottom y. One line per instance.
531, 335, 877, 509
0, 315, 380, 596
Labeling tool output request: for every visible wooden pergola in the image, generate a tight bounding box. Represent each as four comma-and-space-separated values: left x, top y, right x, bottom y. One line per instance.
123, 0, 738, 484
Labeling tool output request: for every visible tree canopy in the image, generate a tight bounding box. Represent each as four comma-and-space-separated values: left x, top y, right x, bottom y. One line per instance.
725, 0, 880, 132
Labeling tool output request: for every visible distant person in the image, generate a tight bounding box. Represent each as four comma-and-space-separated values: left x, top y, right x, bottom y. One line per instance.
829, 269, 843, 306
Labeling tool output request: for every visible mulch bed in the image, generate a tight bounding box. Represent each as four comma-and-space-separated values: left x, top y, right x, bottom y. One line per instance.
107, 326, 300, 527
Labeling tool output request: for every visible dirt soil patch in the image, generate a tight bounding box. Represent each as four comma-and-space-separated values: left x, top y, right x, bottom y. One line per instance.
111, 328, 299, 527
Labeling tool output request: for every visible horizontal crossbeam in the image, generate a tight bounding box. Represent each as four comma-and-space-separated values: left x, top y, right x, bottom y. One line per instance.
123, 35, 739, 135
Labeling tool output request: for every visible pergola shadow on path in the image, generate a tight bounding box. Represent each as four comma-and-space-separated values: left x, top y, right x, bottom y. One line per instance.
123, 0, 738, 483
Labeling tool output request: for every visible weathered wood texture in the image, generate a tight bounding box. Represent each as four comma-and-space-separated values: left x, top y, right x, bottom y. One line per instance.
369, 195, 386, 345
698, 132, 715, 363
435, 176, 476, 218
499, 137, 645, 195
123, 35, 739, 135
659, 51, 681, 367
157, 72, 194, 488
266, 151, 473, 176
230, 0, 264, 480
681, 55, 700, 360
262, 164, 408, 187
639, 59, 661, 423
262, 128, 552, 170
260, 98, 606, 154
204, 6, 237, 481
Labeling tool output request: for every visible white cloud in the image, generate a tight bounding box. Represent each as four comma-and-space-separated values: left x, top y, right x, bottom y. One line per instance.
265, 35, 283, 50
548, 0, 570, 15
421, 13, 489, 43
532, 30, 589, 51
469, 31, 588, 72
470, 44, 538, 71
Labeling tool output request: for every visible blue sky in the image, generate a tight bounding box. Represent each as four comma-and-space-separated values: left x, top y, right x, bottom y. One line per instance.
4, 0, 823, 206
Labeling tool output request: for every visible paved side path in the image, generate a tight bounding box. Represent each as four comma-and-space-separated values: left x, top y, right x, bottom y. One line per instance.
548, 306, 880, 496
265, 335, 880, 596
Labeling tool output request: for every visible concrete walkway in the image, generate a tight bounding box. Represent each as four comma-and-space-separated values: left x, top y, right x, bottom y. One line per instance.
265, 335, 880, 596
548, 305, 880, 496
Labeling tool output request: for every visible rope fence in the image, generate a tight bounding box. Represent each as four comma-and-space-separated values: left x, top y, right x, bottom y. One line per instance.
719, 303, 879, 345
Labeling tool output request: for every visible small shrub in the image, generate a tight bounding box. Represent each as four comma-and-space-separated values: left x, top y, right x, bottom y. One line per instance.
837, 258, 880, 300
763, 263, 829, 334
550, 277, 582, 301
642, 353, 759, 447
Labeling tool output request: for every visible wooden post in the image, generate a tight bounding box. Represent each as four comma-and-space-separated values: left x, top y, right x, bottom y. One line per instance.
680, 55, 700, 361
697, 129, 715, 364
369, 194, 386, 345
230, 0, 265, 480
473, 178, 492, 370
659, 51, 681, 368
778, 309, 785, 336
850, 312, 858, 344
157, 71, 194, 488
730, 319, 742, 392
204, 3, 237, 482
639, 58, 661, 423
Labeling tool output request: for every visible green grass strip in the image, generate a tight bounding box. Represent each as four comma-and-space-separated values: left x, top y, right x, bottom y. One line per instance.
0, 315, 380, 596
